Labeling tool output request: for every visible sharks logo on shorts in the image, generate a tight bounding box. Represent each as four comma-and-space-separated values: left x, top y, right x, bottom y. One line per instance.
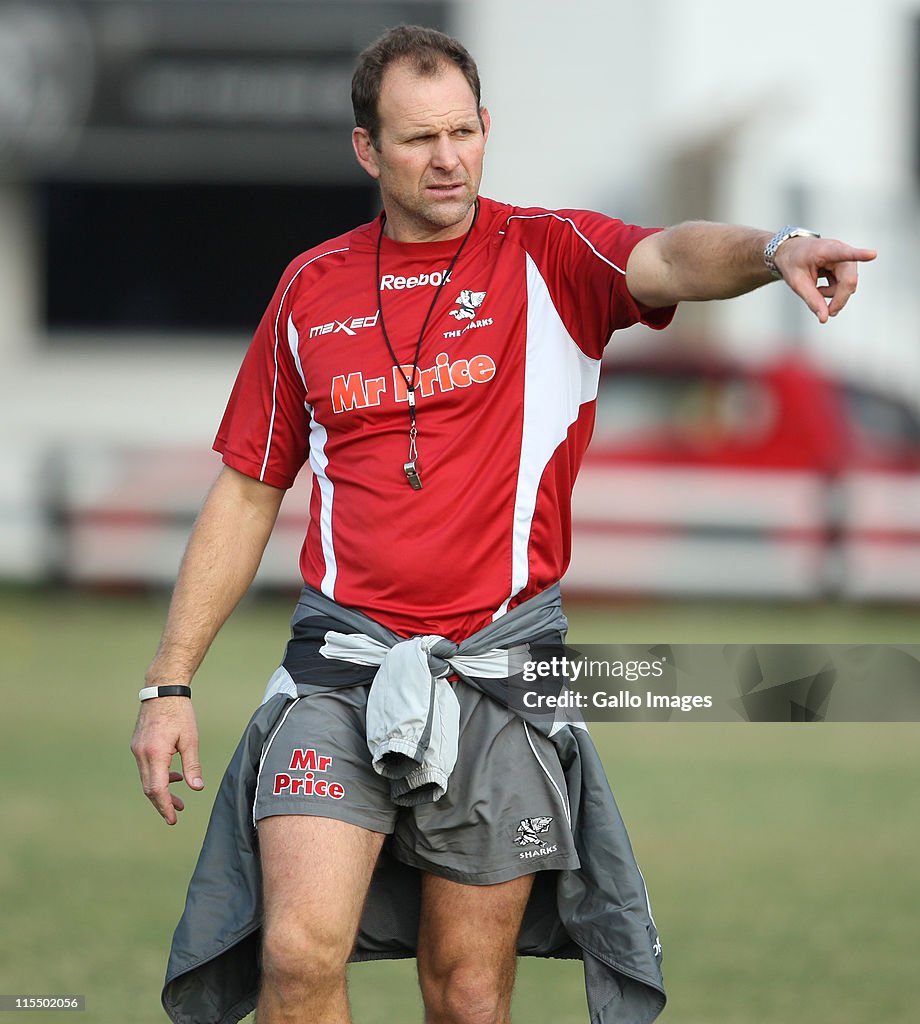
514, 816, 553, 847
448, 290, 487, 320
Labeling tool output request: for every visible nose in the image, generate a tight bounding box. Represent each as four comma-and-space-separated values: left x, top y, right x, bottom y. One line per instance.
430, 132, 460, 171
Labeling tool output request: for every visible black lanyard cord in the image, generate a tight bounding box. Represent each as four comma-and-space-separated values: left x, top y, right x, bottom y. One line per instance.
375, 199, 480, 436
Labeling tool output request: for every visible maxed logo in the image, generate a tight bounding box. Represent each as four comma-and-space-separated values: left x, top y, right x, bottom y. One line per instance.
273, 747, 345, 800
309, 311, 379, 339
330, 350, 497, 414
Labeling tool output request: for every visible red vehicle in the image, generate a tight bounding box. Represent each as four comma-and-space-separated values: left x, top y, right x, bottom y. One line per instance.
565, 345, 920, 599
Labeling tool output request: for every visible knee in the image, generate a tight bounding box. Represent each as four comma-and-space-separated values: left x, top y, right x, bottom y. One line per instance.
261, 917, 350, 997
420, 962, 511, 1024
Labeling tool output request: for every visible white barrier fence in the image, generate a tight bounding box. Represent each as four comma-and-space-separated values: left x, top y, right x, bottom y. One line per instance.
4, 444, 918, 600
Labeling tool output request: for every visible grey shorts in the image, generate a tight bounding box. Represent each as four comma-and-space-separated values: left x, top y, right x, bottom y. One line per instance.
254, 682, 580, 884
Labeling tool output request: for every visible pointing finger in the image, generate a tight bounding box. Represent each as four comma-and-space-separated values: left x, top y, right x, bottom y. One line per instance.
847, 247, 877, 263
820, 243, 877, 266
835, 245, 872, 264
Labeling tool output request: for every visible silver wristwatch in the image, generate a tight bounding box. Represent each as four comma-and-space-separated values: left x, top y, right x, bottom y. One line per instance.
764, 225, 821, 279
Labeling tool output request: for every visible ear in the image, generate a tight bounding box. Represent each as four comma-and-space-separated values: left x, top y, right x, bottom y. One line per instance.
352, 127, 380, 180
480, 106, 491, 145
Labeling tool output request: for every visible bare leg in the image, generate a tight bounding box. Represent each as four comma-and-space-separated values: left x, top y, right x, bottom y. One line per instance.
417, 872, 535, 1024
256, 815, 385, 1024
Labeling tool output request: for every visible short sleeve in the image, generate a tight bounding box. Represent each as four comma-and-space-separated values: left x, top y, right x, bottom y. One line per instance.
507, 207, 677, 358
213, 267, 310, 490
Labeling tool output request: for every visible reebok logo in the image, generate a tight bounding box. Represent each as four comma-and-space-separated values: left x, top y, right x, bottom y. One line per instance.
379, 269, 451, 290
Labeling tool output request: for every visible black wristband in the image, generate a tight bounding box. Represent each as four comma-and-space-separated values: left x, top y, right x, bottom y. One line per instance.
138, 685, 192, 701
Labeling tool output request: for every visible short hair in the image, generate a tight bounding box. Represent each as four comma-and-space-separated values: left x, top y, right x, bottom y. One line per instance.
352, 25, 482, 146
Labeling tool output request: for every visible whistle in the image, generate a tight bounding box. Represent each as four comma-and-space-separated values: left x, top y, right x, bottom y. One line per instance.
403, 460, 423, 490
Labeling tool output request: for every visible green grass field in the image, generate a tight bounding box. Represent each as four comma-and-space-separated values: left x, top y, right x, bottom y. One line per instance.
1, 587, 918, 1023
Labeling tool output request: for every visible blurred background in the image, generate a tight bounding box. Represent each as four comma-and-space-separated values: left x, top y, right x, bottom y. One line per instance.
1, 2, 919, 1023
0, 0, 918, 598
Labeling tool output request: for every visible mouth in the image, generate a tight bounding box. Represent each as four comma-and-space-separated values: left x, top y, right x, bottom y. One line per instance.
425, 183, 467, 198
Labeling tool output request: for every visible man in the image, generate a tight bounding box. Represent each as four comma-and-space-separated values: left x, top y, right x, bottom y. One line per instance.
131, 25, 875, 1024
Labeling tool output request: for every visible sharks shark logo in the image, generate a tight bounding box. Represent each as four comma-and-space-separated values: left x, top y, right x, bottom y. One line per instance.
448, 290, 487, 320
514, 816, 553, 847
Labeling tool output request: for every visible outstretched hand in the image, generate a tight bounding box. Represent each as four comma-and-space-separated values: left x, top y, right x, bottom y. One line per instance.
773, 236, 877, 323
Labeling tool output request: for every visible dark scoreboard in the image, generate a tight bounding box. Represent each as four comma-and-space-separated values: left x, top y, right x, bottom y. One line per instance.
2, 1, 452, 334
1, 0, 449, 182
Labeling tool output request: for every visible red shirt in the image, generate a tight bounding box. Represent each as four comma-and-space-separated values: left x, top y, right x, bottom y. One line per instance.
215, 197, 674, 638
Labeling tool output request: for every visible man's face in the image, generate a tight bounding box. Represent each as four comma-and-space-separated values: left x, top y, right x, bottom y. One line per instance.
352, 60, 490, 243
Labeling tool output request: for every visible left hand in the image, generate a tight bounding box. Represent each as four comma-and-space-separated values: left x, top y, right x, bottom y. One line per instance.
773, 237, 877, 324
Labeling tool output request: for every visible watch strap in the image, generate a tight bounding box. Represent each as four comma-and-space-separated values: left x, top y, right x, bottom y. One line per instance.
139, 685, 192, 701
764, 225, 821, 279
